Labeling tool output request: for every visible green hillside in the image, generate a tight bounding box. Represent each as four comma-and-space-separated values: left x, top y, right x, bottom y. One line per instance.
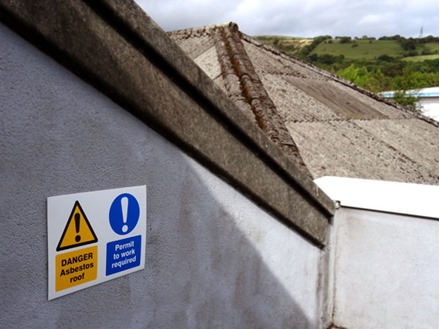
255, 35, 439, 61
254, 35, 439, 111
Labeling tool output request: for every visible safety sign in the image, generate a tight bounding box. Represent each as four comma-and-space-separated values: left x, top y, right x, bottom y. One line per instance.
47, 186, 146, 300
56, 201, 98, 251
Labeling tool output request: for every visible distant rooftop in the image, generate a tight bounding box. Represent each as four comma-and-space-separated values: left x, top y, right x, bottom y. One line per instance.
380, 87, 439, 98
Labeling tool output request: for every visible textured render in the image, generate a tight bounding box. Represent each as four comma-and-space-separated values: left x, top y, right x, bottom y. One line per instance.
0, 23, 326, 328
169, 23, 439, 185
331, 208, 439, 329
0, 0, 333, 246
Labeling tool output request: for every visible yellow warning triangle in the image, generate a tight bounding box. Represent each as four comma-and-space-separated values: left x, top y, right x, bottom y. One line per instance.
56, 201, 98, 251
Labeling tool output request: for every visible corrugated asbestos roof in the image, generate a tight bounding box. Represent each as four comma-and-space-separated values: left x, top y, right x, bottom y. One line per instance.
169, 23, 439, 185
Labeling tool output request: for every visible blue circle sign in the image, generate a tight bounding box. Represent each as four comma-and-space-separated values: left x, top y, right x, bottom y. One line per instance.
109, 193, 140, 235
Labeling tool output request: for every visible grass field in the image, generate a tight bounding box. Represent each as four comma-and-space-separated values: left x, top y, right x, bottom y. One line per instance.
311, 40, 404, 60
403, 54, 439, 62
420, 42, 439, 53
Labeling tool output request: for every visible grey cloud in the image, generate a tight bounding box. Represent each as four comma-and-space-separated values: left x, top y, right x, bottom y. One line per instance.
137, 0, 439, 37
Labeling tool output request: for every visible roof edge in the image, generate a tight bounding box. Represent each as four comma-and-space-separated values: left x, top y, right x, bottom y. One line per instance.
167, 22, 239, 35
315, 176, 439, 219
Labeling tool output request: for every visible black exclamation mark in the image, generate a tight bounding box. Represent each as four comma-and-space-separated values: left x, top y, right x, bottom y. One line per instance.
75, 213, 81, 242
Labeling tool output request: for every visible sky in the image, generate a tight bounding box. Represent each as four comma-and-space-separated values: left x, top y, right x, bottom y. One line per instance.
136, 0, 439, 38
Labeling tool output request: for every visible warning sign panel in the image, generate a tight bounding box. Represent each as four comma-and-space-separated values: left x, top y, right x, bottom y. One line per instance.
57, 201, 98, 251
48, 186, 146, 300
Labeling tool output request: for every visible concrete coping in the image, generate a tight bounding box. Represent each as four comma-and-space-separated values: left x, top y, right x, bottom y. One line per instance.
0, 0, 335, 246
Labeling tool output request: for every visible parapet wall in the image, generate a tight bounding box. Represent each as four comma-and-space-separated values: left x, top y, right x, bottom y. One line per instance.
0, 0, 333, 246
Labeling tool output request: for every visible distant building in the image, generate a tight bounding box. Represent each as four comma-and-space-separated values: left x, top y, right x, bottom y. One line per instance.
380, 87, 439, 121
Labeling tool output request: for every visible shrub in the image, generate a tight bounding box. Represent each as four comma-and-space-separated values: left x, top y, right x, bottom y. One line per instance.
339, 37, 352, 44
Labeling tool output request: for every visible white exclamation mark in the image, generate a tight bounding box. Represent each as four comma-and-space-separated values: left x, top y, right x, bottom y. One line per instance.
121, 196, 129, 233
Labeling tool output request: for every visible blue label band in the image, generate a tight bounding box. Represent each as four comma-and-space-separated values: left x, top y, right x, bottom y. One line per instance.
106, 235, 141, 276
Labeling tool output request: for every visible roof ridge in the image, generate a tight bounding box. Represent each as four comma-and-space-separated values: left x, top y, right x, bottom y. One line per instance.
214, 24, 312, 177
167, 22, 238, 39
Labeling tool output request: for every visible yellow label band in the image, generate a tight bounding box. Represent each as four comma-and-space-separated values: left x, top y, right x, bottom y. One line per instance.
55, 245, 98, 291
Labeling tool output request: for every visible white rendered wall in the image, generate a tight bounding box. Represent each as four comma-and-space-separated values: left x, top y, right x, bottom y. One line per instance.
329, 208, 438, 329
316, 177, 439, 329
